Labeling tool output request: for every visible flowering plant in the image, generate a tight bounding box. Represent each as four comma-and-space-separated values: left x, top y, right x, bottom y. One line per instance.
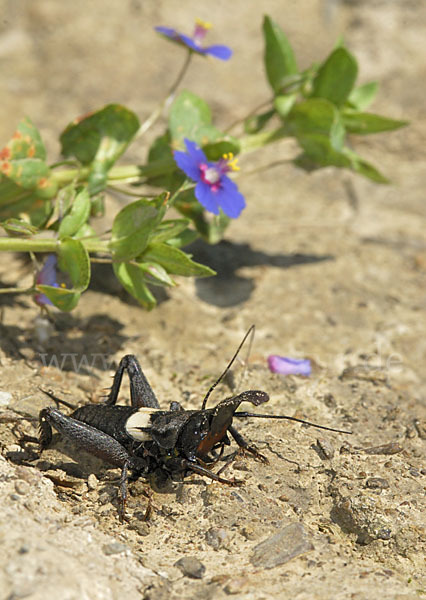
0, 17, 407, 311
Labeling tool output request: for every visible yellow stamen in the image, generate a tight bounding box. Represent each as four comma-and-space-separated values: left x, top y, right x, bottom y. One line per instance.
195, 18, 212, 30
60, 283, 66, 288
223, 152, 240, 172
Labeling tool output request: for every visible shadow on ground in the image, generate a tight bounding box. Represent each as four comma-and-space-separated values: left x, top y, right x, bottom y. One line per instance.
188, 239, 334, 307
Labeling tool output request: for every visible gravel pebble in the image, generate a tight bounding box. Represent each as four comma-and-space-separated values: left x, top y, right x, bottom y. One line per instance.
14, 479, 30, 495
366, 477, 390, 490
102, 542, 128, 555
205, 527, 228, 549
0, 391, 12, 407
87, 473, 98, 490
316, 437, 335, 459
250, 522, 314, 569
174, 556, 206, 579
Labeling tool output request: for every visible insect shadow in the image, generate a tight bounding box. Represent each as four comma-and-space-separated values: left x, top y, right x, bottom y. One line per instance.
22, 326, 351, 521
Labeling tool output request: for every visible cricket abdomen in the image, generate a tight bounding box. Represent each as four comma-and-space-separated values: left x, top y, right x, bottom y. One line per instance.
71, 404, 137, 446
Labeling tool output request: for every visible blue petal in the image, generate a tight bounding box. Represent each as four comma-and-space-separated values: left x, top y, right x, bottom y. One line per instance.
178, 34, 203, 53
154, 26, 178, 39
267, 356, 311, 376
204, 45, 233, 61
195, 181, 220, 215
174, 149, 201, 181
37, 254, 58, 286
35, 293, 54, 306
216, 176, 246, 218
183, 139, 207, 164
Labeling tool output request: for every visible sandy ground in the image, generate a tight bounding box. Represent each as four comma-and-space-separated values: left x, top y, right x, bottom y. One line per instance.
0, 1, 425, 599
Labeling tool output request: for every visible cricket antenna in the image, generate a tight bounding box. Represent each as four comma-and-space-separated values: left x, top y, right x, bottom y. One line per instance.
39, 387, 77, 410
201, 325, 255, 410
234, 411, 352, 435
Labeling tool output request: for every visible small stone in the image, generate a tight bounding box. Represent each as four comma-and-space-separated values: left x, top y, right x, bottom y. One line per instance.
224, 577, 248, 595
34, 316, 54, 345
174, 556, 206, 579
206, 527, 228, 549
130, 521, 150, 537
316, 437, 334, 460
87, 473, 98, 491
250, 522, 314, 569
413, 419, 426, 440
339, 365, 387, 384
102, 542, 128, 556
240, 525, 256, 541
14, 479, 30, 495
366, 477, 389, 490
0, 391, 12, 407
98, 491, 113, 505
364, 442, 402, 455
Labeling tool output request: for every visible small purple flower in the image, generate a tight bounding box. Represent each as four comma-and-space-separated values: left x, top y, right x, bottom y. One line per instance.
267, 355, 312, 376
155, 19, 232, 60
35, 254, 59, 306
174, 139, 246, 219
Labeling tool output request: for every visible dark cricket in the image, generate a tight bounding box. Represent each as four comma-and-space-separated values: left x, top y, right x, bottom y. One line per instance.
34, 327, 351, 520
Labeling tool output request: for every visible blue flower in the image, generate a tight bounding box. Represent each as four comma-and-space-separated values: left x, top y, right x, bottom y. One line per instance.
35, 254, 59, 306
267, 355, 312, 376
155, 19, 232, 61
174, 139, 246, 219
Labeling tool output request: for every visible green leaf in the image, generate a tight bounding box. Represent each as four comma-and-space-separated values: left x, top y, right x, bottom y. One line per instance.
244, 109, 276, 134
1, 218, 38, 237
294, 137, 390, 183
274, 95, 297, 119
166, 228, 199, 248
137, 262, 176, 287
263, 16, 298, 94
145, 132, 183, 190
57, 238, 91, 290
143, 242, 215, 277
344, 150, 390, 183
149, 219, 191, 245
169, 91, 239, 151
348, 81, 378, 110
312, 47, 358, 106
0, 118, 57, 200
72, 222, 98, 240
342, 111, 408, 135
1, 117, 46, 161
110, 194, 167, 261
295, 133, 352, 169
58, 188, 91, 239
203, 139, 241, 161
113, 261, 156, 310
37, 239, 91, 311
286, 98, 345, 150
60, 104, 140, 193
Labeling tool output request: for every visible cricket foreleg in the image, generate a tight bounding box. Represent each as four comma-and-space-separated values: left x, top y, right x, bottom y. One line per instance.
228, 425, 269, 463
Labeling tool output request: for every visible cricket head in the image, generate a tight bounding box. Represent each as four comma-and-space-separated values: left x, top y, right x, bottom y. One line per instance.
192, 390, 269, 461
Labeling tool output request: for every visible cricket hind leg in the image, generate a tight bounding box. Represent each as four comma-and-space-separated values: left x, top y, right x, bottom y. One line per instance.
106, 354, 160, 409
38, 407, 145, 520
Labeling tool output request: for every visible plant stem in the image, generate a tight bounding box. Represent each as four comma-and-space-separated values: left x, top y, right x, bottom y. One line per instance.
50, 158, 176, 188
224, 97, 274, 134
137, 51, 193, 138
0, 287, 31, 295
239, 126, 289, 153
0, 237, 109, 255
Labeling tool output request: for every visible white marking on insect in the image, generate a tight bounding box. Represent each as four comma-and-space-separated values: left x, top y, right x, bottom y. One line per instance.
125, 407, 161, 441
